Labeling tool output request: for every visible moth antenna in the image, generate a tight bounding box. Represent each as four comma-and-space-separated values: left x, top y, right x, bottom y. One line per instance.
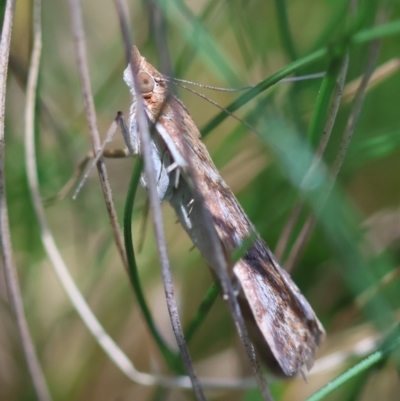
164, 76, 251, 92
165, 72, 325, 92
72, 118, 119, 200
171, 81, 261, 136
280, 72, 325, 82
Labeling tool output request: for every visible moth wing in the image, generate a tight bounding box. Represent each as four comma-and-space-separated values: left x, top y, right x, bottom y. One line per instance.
233, 251, 324, 376
155, 120, 188, 169
149, 93, 325, 376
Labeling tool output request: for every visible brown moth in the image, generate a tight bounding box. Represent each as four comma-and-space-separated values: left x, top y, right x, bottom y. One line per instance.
122, 47, 325, 377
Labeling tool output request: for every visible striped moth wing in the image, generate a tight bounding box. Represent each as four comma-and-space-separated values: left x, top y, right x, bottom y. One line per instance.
124, 47, 325, 376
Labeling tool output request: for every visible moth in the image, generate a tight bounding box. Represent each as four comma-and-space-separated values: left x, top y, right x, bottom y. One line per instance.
122, 47, 325, 377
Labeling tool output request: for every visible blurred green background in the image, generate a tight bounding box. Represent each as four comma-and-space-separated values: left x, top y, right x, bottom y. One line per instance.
1, 0, 400, 400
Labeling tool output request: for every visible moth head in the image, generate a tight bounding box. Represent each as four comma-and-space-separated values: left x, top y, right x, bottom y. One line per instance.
123, 46, 164, 99
137, 72, 155, 96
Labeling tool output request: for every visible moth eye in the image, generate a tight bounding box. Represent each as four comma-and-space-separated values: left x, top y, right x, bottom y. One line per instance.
138, 72, 154, 93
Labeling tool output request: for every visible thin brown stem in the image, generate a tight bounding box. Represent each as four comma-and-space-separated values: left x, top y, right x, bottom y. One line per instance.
311, 55, 350, 164
147, 0, 172, 76
357, 267, 400, 308
274, 203, 302, 260
46, 147, 130, 205
25, 11, 156, 388
182, 171, 274, 400
285, 216, 315, 273
0, 0, 52, 400
286, 28, 382, 272
169, 95, 273, 398
68, 0, 127, 270
281, 54, 349, 272
72, 118, 123, 199
113, 1, 206, 400
341, 58, 400, 105
330, 41, 381, 183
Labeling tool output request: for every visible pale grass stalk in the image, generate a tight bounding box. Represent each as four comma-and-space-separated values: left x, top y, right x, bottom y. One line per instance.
72, 119, 122, 199
329, 40, 381, 182
168, 84, 273, 400
147, 0, 172, 75
312, 332, 380, 375
274, 203, 302, 261
22, 2, 265, 391
24, 1, 178, 389
285, 215, 316, 274
0, 0, 52, 400
286, 33, 382, 271
169, 94, 273, 399
183, 178, 274, 401
357, 267, 400, 308
116, 4, 273, 399
279, 54, 349, 271
113, 1, 207, 400
67, 0, 127, 270
341, 58, 400, 105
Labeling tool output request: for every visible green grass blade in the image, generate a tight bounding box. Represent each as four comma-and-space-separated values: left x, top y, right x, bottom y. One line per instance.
201, 48, 327, 137
353, 19, 400, 43
307, 55, 344, 146
274, 0, 297, 61
305, 326, 400, 401
182, 230, 257, 348
123, 157, 183, 373
348, 128, 400, 167
309, 0, 349, 52
158, 0, 242, 85
200, 18, 400, 140
174, 0, 221, 77
183, 283, 220, 345
258, 116, 395, 310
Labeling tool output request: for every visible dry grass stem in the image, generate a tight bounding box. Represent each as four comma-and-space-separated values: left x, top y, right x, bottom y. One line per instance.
114, 1, 207, 399
0, 0, 52, 400
279, 54, 349, 271
68, 0, 127, 270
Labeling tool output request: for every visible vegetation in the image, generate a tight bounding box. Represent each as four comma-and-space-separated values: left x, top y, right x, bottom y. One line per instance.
1, 0, 400, 400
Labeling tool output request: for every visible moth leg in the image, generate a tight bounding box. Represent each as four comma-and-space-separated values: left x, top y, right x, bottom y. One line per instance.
69, 113, 137, 199
46, 114, 133, 204
116, 111, 139, 155
159, 151, 172, 182
186, 198, 195, 217
179, 201, 193, 230
166, 161, 178, 173
176, 188, 195, 230
166, 161, 182, 189
45, 148, 130, 205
